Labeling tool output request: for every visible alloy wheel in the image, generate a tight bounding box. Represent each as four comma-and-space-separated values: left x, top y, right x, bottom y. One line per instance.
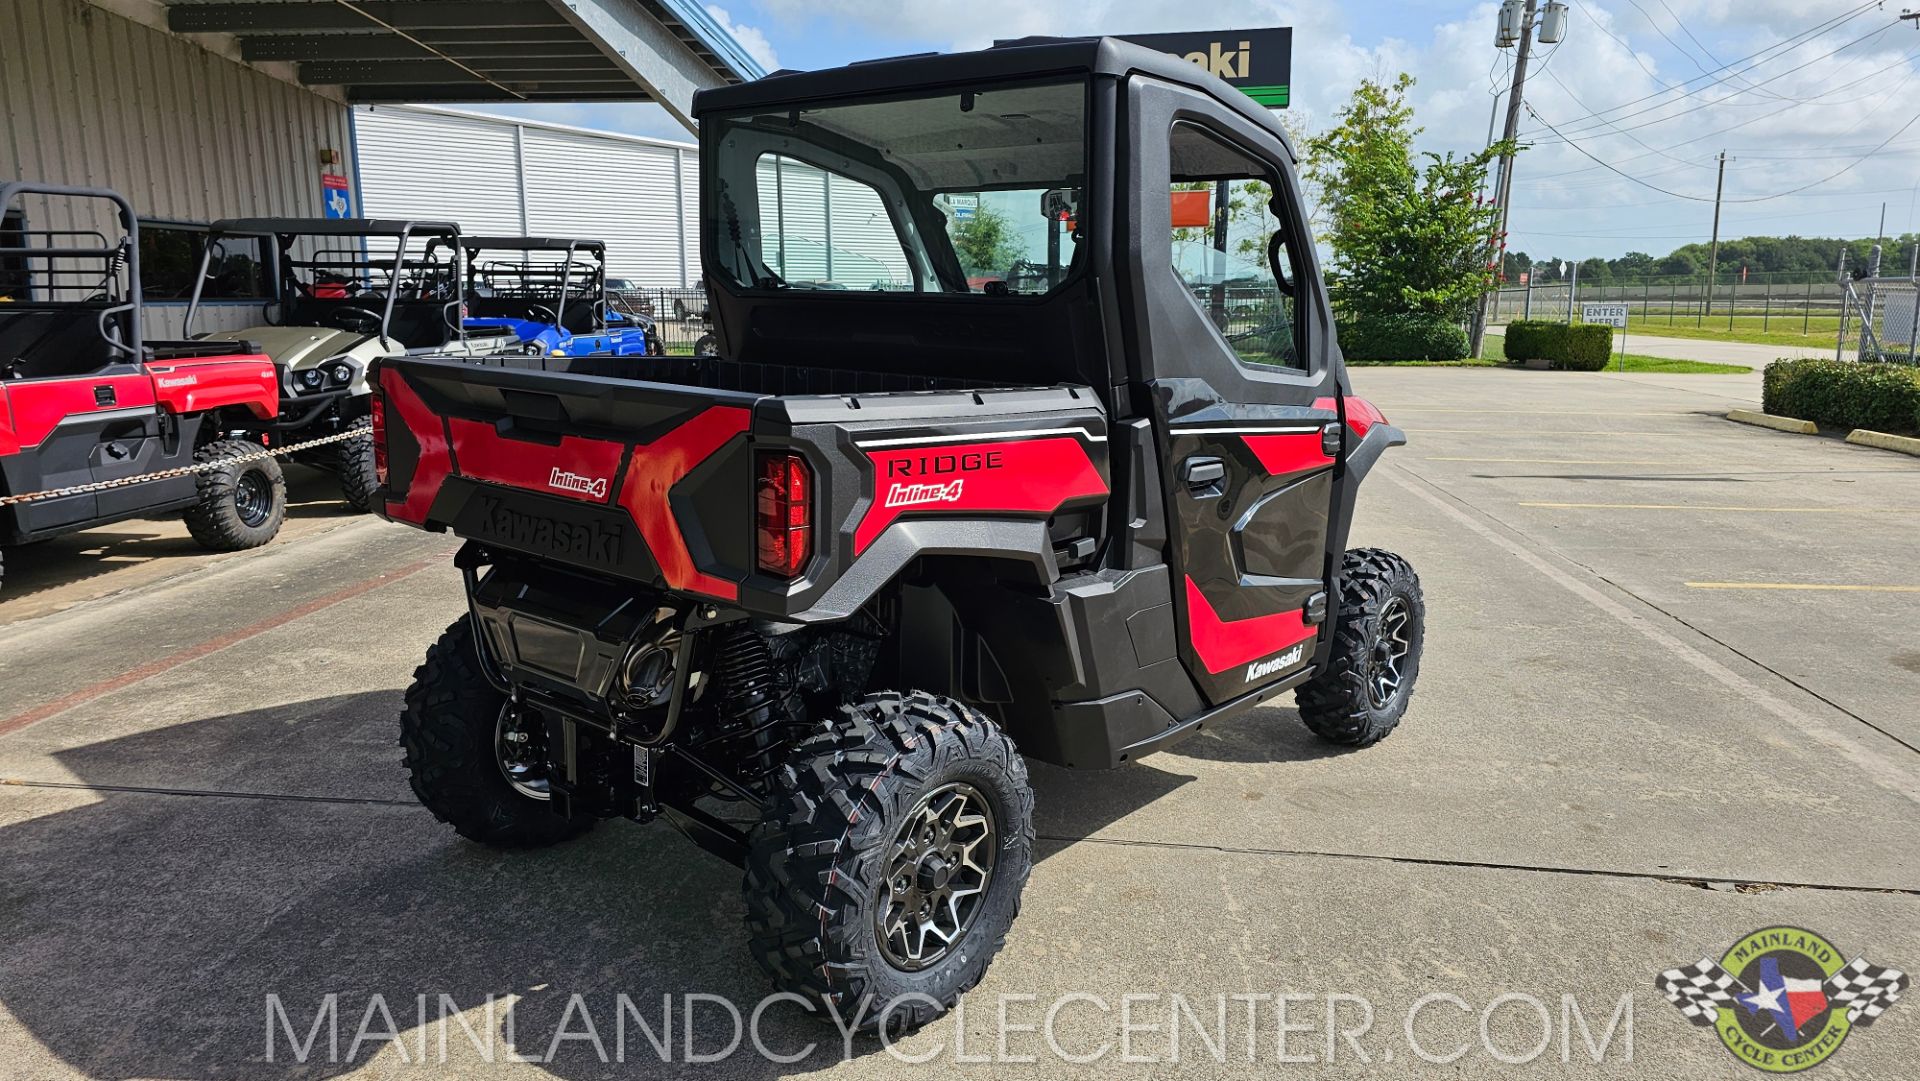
874, 782, 997, 971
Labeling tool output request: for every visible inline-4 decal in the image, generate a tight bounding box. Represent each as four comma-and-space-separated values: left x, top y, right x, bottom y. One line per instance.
1183, 575, 1316, 676
853, 431, 1107, 554
446, 416, 624, 505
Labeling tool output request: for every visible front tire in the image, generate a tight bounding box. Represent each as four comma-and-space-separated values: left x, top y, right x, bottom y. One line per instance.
335, 416, 379, 512
400, 617, 594, 848
745, 692, 1034, 1032
1294, 548, 1425, 746
183, 439, 286, 552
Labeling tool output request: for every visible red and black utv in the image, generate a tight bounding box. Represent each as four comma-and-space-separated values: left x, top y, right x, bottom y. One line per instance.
0, 183, 285, 595
370, 39, 1424, 1029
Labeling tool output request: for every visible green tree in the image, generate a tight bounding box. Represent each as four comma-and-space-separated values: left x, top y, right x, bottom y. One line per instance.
1302, 73, 1513, 324
949, 206, 1020, 276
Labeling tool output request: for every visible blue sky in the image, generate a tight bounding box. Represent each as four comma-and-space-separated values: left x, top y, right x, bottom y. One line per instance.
483, 1, 1920, 263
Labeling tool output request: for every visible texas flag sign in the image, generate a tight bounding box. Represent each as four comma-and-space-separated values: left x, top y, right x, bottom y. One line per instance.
321, 172, 351, 219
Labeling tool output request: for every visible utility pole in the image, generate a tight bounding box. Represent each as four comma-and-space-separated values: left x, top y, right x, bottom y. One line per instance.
1471, 0, 1542, 357
1702, 150, 1726, 325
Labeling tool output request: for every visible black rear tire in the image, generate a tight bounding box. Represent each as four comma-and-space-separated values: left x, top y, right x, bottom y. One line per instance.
693, 332, 715, 356
1294, 548, 1425, 747
183, 439, 286, 552
335, 416, 379, 512
745, 691, 1034, 1032
400, 617, 594, 849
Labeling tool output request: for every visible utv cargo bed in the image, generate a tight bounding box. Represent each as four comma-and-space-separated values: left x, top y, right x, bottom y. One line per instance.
375, 355, 1110, 620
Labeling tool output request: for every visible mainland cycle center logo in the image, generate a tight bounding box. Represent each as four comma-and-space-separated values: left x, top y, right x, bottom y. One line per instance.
1657, 926, 1908, 1072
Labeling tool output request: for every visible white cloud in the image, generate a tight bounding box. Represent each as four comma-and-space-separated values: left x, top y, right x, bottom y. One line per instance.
706, 4, 782, 72
749, 1, 1920, 253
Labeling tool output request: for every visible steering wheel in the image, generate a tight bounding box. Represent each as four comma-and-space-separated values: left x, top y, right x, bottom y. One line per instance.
525, 304, 558, 326
328, 306, 383, 333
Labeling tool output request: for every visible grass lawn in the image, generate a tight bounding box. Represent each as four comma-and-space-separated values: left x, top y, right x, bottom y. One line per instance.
1612, 322, 1842, 350
1351, 336, 1747, 373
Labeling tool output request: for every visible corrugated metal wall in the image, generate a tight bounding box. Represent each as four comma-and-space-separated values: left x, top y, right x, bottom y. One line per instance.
756, 156, 911, 288
355, 105, 700, 287
0, 0, 357, 338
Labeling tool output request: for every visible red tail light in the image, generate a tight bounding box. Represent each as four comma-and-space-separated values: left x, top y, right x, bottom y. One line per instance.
755, 450, 812, 578
369, 391, 387, 487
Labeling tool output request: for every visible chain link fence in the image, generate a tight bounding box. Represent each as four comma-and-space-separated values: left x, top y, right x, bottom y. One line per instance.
611, 287, 712, 354
1487, 276, 1848, 337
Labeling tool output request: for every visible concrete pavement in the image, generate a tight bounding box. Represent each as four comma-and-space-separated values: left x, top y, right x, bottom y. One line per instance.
0, 369, 1916, 1079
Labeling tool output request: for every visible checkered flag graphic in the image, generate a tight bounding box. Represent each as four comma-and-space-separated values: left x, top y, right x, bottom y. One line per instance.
1658, 958, 1743, 1026
1824, 958, 1908, 1026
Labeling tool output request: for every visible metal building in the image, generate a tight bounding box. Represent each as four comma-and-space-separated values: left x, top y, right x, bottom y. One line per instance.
2, 0, 763, 334
354, 107, 917, 290
355, 104, 701, 287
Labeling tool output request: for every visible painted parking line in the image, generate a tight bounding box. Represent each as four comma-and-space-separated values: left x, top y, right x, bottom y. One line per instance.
1426, 456, 1673, 465
1685, 582, 1920, 593
1404, 428, 1697, 435
1387, 408, 1695, 416
1520, 502, 1920, 514
0, 554, 440, 739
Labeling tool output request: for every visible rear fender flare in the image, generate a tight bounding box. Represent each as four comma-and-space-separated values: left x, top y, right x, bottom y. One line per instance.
796, 519, 1057, 622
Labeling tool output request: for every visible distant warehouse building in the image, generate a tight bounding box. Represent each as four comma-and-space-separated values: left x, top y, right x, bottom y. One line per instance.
353, 104, 913, 290
353, 105, 702, 287
4, 0, 764, 331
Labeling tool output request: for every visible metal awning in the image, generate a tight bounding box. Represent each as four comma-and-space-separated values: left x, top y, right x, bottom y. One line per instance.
159, 0, 765, 128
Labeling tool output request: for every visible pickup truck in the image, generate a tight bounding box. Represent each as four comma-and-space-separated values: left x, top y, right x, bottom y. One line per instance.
372, 37, 1423, 1030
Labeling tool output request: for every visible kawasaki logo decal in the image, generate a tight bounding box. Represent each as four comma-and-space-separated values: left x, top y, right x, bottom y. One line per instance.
1245, 642, 1305, 682
473, 494, 621, 565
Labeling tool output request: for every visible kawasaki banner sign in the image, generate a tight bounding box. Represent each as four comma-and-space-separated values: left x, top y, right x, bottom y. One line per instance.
1120, 28, 1293, 107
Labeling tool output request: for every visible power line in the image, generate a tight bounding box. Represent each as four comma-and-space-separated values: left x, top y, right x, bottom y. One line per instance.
1537, 16, 1900, 143
1524, 99, 1920, 204
1516, 45, 1920, 182
1537, 0, 1882, 133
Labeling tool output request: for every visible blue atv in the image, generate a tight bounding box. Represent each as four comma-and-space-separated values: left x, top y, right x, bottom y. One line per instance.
459, 236, 661, 359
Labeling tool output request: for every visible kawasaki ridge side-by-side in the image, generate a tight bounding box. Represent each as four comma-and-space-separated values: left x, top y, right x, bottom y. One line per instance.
1, 184, 286, 595
371, 38, 1425, 1030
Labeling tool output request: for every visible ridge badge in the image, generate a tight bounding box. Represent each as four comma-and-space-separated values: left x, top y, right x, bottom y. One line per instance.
1657, 926, 1906, 1072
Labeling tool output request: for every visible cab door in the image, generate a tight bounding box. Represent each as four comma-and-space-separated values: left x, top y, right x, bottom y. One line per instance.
1126, 80, 1343, 705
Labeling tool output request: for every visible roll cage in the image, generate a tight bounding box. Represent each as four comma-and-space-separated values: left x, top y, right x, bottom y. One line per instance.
0, 182, 144, 379
460, 236, 621, 334
184, 217, 466, 349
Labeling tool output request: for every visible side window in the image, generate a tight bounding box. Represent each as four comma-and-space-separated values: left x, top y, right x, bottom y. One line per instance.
1168, 122, 1303, 371
139, 221, 272, 302
754, 154, 914, 291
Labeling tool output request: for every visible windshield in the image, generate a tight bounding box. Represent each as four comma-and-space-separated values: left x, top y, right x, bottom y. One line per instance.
706, 80, 1088, 297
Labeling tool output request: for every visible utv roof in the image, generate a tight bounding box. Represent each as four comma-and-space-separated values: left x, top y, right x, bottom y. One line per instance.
463, 236, 607, 255
209, 218, 461, 238
692, 36, 1294, 153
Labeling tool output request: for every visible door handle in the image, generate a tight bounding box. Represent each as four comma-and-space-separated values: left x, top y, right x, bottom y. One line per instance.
1181, 456, 1226, 494
1321, 421, 1344, 458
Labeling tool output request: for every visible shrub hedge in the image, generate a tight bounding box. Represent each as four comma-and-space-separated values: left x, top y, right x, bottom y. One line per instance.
1503, 320, 1615, 371
1337, 315, 1470, 362
1762, 358, 1920, 435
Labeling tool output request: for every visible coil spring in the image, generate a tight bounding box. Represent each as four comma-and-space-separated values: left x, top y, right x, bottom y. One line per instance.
713, 628, 805, 787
